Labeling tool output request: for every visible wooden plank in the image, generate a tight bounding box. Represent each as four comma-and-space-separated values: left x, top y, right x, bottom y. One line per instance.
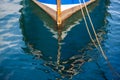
33, 0, 56, 21
61, 0, 95, 21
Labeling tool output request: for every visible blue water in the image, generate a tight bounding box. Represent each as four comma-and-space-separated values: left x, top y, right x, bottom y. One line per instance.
0, 0, 120, 80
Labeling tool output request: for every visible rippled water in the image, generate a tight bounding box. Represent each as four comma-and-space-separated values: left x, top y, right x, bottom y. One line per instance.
0, 0, 120, 80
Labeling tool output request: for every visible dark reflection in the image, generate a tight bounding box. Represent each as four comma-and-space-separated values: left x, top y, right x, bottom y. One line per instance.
20, 0, 110, 79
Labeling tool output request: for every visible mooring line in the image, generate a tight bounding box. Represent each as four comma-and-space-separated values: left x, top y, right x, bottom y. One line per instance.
83, 0, 120, 77
78, 0, 98, 49
79, 0, 120, 77
83, 0, 108, 60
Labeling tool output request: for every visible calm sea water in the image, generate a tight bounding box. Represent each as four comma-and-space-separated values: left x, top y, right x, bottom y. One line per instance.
0, 0, 120, 80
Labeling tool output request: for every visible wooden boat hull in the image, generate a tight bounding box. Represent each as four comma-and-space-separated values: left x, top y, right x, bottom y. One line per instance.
33, 0, 95, 23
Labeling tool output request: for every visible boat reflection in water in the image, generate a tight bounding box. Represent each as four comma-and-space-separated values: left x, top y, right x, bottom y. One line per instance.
20, 0, 109, 78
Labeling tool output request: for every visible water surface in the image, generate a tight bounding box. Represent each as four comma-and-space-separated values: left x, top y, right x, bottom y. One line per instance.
0, 0, 120, 80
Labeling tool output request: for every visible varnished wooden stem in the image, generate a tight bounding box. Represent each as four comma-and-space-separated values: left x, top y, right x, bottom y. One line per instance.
57, 0, 62, 27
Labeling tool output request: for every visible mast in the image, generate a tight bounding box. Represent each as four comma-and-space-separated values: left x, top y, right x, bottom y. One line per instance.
57, 0, 61, 27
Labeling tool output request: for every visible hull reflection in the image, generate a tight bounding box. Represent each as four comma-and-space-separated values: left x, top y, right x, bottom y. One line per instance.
20, 0, 109, 78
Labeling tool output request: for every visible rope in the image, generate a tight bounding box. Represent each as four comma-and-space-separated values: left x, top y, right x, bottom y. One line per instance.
78, 0, 98, 49
82, 0, 108, 60
78, 0, 120, 77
